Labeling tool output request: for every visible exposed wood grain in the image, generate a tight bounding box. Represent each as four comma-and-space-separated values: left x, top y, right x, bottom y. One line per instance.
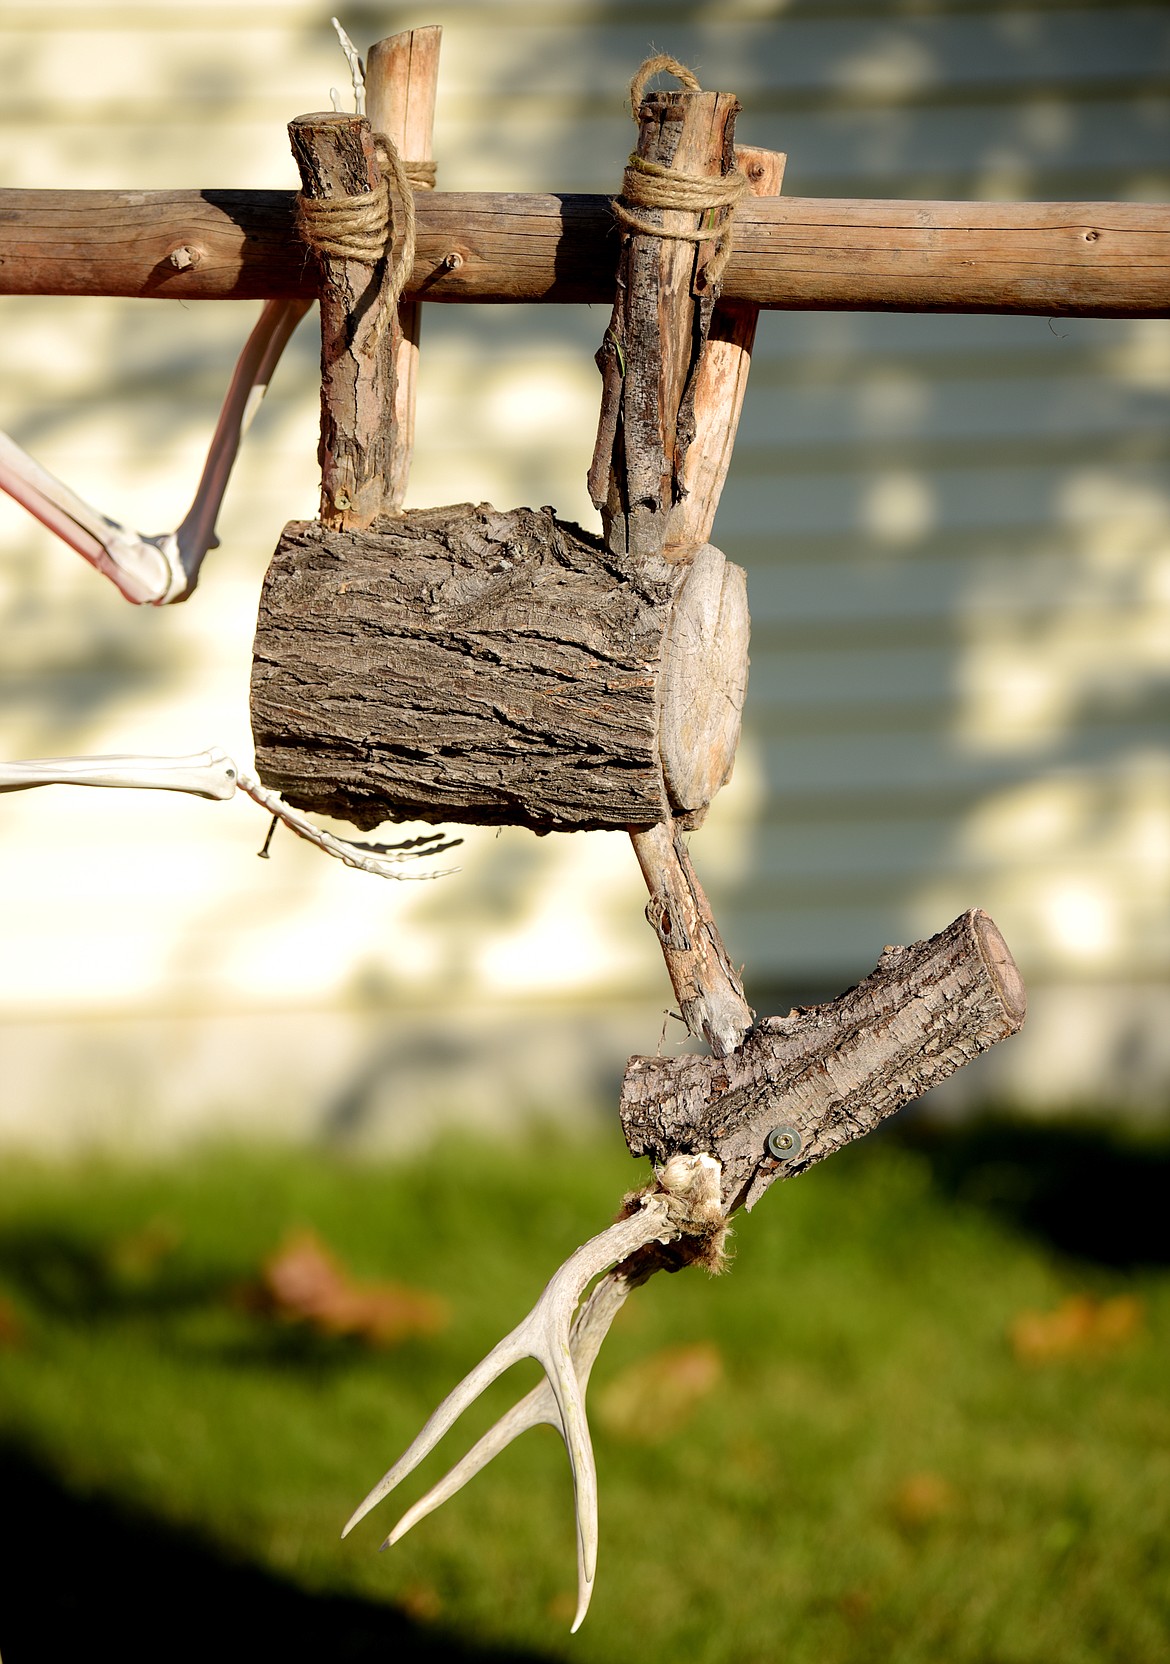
656, 543, 749, 823
587, 86, 754, 1059
365, 26, 441, 509
667, 146, 786, 551
2, 191, 1167, 316
287, 112, 397, 529
620, 908, 1027, 1211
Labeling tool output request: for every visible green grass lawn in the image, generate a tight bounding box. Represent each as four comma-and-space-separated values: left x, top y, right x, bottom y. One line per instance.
1, 1120, 1167, 1663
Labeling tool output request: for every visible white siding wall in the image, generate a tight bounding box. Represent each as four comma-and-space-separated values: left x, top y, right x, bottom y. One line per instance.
1, 1, 1168, 1148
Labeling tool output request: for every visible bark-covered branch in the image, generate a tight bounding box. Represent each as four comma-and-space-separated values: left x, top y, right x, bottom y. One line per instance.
620, 908, 1027, 1214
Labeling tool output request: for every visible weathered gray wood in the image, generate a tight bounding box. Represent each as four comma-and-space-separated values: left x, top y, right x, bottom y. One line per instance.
620, 908, 1027, 1213
3, 190, 1167, 317
250, 503, 750, 833
588, 85, 755, 1058
288, 112, 398, 529
589, 90, 741, 560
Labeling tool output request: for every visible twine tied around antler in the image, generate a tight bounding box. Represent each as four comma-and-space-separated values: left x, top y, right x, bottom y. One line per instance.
613, 55, 748, 290
295, 135, 436, 356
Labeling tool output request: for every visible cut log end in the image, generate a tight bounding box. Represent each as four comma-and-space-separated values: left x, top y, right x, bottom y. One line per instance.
658, 544, 749, 824
971, 907, 1028, 1028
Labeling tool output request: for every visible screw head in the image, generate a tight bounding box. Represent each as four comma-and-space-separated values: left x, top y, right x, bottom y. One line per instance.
766, 1125, 802, 1161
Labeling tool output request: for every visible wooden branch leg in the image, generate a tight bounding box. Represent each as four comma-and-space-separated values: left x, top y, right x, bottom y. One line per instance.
666, 145, 786, 552
630, 818, 753, 1057
364, 26, 441, 510
620, 908, 1027, 1211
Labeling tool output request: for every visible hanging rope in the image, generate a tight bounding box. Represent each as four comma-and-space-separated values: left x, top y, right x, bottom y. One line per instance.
612, 55, 747, 288
295, 135, 436, 356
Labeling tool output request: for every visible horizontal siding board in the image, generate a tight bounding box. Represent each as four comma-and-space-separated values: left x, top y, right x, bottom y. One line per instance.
0, 0, 1166, 1112
719, 459, 1170, 538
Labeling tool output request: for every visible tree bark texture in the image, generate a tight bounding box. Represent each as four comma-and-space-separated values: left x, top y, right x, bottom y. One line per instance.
631, 818, 754, 1060
589, 90, 740, 560
620, 908, 1027, 1214
287, 113, 399, 530
250, 505, 747, 833
4, 190, 1167, 317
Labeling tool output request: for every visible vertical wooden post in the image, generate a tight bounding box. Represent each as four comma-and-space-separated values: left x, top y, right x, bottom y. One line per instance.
365, 26, 442, 510
588, 88, 741, 560
588, 83, 759, 1057
288, 112, 397, 530
666, 144, 786, 549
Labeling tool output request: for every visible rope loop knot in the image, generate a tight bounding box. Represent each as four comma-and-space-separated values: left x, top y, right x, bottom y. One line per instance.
613, 56, 748, 289
295, 134, 436, 356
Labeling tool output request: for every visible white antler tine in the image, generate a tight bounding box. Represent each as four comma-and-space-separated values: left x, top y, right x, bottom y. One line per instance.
347, 1197, 678, 1629
384, 1374, 562, 1548
380, 1257, 651, 1550
343, 1320, 546, 1539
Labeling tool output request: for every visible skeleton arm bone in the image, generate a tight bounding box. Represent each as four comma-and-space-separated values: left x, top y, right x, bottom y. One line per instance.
0, 298, 309, 605
0, 746, 460, 879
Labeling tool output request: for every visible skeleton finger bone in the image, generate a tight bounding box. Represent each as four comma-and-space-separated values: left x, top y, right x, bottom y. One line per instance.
0, 297, 308, 605
345, 1152, 724, 1632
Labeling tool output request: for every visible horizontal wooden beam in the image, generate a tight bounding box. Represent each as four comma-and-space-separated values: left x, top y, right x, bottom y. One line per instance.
1, 189, 1167, 316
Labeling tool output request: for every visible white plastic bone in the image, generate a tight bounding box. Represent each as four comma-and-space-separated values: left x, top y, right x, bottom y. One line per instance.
0, 748, 238, 799
0, 297, 309, 605
0, 746, 459, 881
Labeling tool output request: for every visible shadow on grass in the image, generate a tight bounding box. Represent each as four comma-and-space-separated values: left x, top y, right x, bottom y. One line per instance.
900, 1116, 1170, 1269
0, 1445, 555, 1664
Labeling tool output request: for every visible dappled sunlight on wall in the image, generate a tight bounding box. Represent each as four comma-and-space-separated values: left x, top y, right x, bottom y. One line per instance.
2, 2, 1169, 1143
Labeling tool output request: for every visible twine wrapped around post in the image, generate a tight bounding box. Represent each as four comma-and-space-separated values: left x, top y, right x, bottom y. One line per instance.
611, 55, 748, 290
295, 133, 435, 356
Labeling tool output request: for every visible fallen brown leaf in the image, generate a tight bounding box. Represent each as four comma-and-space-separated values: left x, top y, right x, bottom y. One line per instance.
0, 1294, 24, 1348
596, 1341, 723, 1442
891, 1471, 956, 1530
1010, 1293, 1144, 1364
400, 1582, 442, 1624
244, 1228, 447, 1346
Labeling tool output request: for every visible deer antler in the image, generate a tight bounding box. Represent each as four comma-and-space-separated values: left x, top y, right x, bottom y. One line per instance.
344, 1152, 726, 1631
0, 297, 308, 604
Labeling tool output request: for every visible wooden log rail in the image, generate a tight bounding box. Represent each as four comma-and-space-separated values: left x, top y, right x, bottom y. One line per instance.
1, 190, 1168, 316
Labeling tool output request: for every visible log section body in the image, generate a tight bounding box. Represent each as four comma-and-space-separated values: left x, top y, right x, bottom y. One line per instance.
250, 504, 746, 833
620, 908, 1027, 1213
4, 191, 1167, 317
